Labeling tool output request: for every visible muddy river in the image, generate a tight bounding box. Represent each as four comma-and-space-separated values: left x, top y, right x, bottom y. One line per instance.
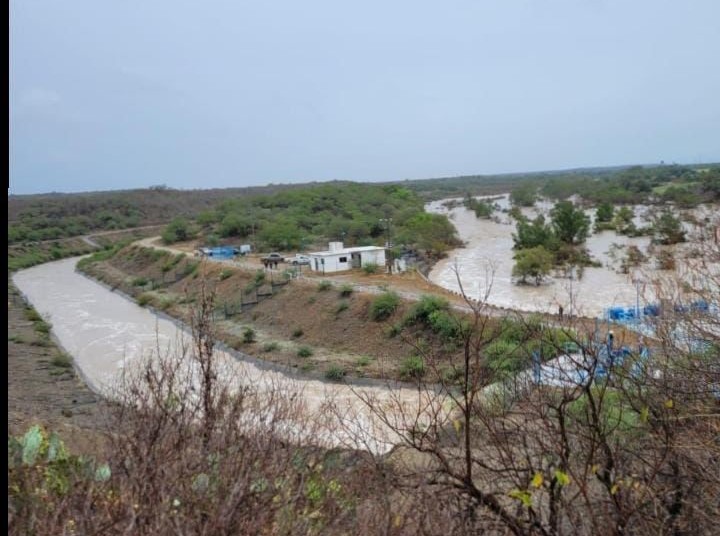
13, 257, 438, 453
427, 194, 717, 317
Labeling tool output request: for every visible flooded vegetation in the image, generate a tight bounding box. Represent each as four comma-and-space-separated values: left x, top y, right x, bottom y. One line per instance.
428, 193, 719, 317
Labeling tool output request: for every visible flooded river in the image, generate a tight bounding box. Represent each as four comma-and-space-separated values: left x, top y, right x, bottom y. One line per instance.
13, 257, 438, 453
427, 194, 715, 317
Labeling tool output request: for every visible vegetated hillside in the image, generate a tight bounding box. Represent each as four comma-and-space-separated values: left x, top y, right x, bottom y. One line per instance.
539, 163, 720, 205
7, 226, 164, 272
178, 182, 460, 256
10, 162, 718, 245
78, 244, 575, 384
401, 162, 720, 203
7, 182, 340, 244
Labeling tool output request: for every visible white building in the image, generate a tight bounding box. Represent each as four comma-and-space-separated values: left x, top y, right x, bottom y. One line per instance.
308, 242, 386, 273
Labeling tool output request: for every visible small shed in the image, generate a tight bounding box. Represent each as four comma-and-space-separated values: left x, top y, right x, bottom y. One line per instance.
308, 242, 386, 273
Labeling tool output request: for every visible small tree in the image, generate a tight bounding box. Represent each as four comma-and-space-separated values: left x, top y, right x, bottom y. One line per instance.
512, 215, 556, 251
595, 202, 614, 223
161, 217, 192, 244
550, 200, 590, 245
512, 246, 553, 285
594, 202, 615, 231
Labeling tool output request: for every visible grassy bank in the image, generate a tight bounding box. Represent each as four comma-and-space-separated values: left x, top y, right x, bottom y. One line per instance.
78, 244, 579, 384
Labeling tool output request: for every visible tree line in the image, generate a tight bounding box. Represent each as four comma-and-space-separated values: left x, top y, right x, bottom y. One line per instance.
162, 183, 461, 258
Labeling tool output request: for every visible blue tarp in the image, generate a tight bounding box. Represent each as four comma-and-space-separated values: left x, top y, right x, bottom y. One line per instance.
204, 246, 239, 260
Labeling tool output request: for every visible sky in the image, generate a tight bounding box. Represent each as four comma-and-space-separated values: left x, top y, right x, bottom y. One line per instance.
9, 0, 720, 195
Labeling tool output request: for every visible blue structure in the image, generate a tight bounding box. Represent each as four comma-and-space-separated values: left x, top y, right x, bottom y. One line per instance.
202, 246, 240, 260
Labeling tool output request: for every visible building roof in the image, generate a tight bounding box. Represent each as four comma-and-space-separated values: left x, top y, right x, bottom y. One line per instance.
309, 246, 385, 257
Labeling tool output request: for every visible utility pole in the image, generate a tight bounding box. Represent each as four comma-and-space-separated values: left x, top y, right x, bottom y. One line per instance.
379, 217, 393, 273
379, 217, 393, 248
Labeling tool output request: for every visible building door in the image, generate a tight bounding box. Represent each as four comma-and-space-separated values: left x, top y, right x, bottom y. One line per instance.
351, 253, 361, 268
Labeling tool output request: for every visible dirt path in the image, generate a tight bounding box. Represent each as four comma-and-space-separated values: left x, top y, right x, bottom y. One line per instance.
7, 282, 110, 453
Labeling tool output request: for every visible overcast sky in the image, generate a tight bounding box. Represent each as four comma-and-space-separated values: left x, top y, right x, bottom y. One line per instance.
9, 0, 720, 194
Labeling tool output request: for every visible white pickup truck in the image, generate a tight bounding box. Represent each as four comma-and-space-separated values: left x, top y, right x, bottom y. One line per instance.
288, 254, 311, 266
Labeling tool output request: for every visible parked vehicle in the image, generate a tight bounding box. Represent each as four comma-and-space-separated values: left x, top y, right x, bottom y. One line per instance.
289, 254, 311, 266
261, 252, 284, 262
260, 253, 285, 267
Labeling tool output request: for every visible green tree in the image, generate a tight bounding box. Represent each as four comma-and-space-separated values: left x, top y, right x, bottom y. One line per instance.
219, 214, 253, 238
595, 202, 614, 223
161, 218, 192, 244
512, 214, 556, 251
257, 219, 303, 250
397, 213, 459, 255
512, 246, 554, 285
510, 184, 537, 207
594, 202, 615, 232
550, 201, 590, 245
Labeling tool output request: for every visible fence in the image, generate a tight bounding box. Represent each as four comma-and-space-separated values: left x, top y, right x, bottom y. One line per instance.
218, 273, 292, 319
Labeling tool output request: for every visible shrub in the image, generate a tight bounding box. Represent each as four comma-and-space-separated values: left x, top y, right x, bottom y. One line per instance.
245, 270, 266, 293
181, 261, 200, 277
297, 346, 313, 358
399, 356, 425, 380
262, 341, 279, 352
404, 295, 449, 326
369, 291, 400, 321
137, 293, 153, 307
292, 328, 304, 338
324, 365, 346, 381
34, 320, 52, 335
30, 336, 51, 347
362, 263, 379, 275
219, 269, 233, 281
484, 340, 528, 377
385, 324, 401, 338
317, 280, 332, 291
497, 318, 532, 343
356, 355, 373, 367
157, 297, 176, 312
485, 339, 520, 361
338, 284, 354, 297
25, 308, 42, 322
51, 353, 73, 369
161, 217, 193, 244
334, 301, 349, 315
242, 327, 256, 344
428, 310, 464, 341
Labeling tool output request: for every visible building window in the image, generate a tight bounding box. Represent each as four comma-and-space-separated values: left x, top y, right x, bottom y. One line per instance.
339, 256, 347, 263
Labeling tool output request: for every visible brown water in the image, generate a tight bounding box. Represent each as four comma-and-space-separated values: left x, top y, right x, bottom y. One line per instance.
427, 195, 716, 317
13, 257, 441, 453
